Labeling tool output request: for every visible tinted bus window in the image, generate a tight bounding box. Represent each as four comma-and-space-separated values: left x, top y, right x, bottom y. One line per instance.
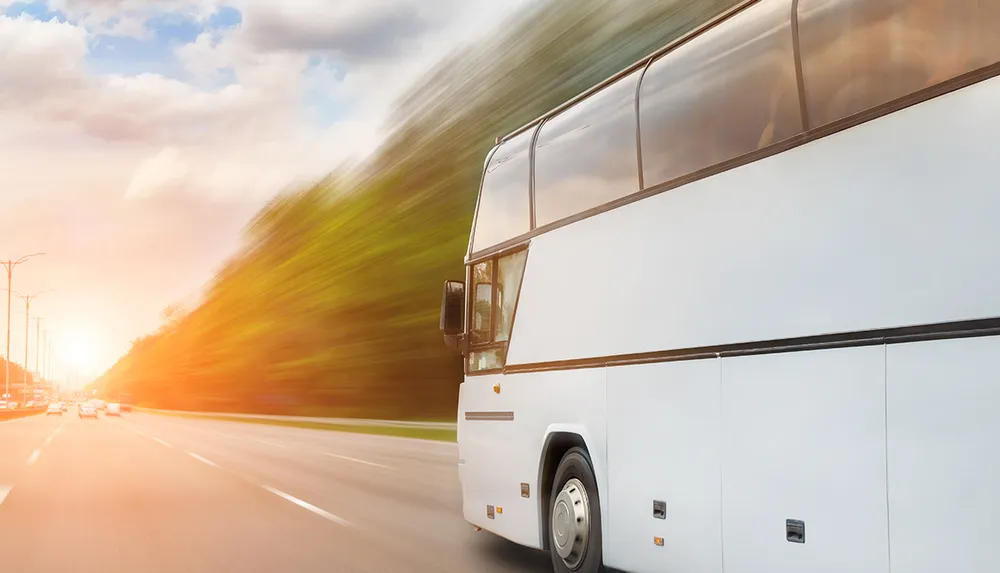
533, 71, 641, 227
495, 250, 528, 342
471, 130, 533, 253
471, 261, 493, 345
639, 0, 801, 189
798, 0, 1000, 127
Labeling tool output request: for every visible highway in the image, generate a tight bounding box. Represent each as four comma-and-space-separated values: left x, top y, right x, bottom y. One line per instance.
0, 411, 550, 572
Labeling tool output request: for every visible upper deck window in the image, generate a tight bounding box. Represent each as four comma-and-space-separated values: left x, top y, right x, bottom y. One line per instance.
471, 129, 533, 253
639, 0, 802, 189
533, 70, 641, 227
798, 0, 1000, 127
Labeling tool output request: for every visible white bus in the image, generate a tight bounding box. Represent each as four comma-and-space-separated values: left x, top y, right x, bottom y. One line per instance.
439, 1, 1000, 571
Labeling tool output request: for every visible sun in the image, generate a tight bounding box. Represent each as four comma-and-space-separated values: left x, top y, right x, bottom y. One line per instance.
59, 330, 100, 374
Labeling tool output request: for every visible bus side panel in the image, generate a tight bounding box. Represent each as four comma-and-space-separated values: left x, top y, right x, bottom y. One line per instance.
605, 359, 723, 573
507, 74, 1000, 367
720, 346, 889, 573
885, 336, 1000, 573
457, 369, 607, 550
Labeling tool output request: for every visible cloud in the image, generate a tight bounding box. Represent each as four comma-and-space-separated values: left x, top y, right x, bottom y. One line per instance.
1, 0, 535, 376
1, 11, 329, 201
0, 15, 88, 97
2, 14, 262, 141
239, 2, 433, 62
48, 0, 219, 26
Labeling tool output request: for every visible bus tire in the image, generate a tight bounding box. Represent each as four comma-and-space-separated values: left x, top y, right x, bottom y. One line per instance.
548, 447, 604, 573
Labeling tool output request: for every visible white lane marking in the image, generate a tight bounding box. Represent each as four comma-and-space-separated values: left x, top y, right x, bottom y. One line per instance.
27, 449, 41, 465
257, 439, 288, 449
44, 436, 52, 446
263, 486, 351, 526
188, 452, 218, 467
324, 453, 392, 470
134, 429, 147, 437
53, 423, 64, 437
152, 437, 172, 448
0, 486, 10, 506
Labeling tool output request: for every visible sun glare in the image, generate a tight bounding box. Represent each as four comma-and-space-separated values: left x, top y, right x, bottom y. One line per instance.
60, 330, 99, 374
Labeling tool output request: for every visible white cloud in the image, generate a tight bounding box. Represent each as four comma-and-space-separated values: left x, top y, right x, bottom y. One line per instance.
0, 0, 534, 375
1, 0, 530, 203
48, 0, 219, 31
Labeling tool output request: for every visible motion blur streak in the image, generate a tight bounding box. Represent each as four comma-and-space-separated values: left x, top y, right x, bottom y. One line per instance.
0, 413, 551, 572
88, 0, 742, 422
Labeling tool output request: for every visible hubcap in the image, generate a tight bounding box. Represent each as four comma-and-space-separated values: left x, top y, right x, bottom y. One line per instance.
552, 478, 590, 570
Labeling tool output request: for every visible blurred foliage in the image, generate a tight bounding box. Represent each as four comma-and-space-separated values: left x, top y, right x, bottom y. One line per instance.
91, 0, 740, 419
0, 357, 36, 400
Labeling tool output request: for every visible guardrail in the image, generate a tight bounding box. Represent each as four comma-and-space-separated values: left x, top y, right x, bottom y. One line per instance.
0, 406, 46, 421
137, 408, 457, 430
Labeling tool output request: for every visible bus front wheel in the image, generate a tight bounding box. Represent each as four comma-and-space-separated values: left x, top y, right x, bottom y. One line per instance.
548, 447, 603, 573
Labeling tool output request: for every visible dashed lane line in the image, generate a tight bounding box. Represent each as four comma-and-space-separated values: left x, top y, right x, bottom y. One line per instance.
256, 439, 288, 449
27, 449, 40, 465
0, 486, 10, 506
141, 434, 353, 530
188, 452, 219, 468
324, 453, 393, 470
263, 486, 352, 527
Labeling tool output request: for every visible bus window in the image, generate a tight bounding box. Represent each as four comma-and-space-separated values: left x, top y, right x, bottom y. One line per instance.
469, 348, 503, 372
639, 0, 800, 190
495, 250, 528, 342
534, 70, 641, 227
471, 261, 493, 345
798, 0, 1000, 127
471, 130, 533, 253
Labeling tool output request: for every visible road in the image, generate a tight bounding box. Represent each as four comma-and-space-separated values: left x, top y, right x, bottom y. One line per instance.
0, 411, 550, 572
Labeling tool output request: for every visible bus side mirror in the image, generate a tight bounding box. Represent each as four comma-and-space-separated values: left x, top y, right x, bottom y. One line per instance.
440, 280, 466, 353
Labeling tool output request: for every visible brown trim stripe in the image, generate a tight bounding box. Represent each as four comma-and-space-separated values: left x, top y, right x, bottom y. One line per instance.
502, 318, 1000, 375
465, 411, 515, 422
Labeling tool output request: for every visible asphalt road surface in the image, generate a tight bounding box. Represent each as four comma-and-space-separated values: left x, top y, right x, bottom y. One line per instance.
0, 411, 551, 573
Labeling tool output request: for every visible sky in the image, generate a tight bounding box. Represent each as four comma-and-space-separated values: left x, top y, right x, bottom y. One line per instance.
0, 0, 531, 387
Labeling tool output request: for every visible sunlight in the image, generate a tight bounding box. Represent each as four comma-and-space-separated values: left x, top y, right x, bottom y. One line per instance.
59, 329, 101, 375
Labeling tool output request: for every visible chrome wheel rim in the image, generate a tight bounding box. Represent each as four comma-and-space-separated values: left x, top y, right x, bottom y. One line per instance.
552, 478, 590, 570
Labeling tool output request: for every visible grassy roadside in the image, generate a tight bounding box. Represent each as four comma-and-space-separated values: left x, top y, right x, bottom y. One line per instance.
142, 409, 457, 442
0, 408, 46, 421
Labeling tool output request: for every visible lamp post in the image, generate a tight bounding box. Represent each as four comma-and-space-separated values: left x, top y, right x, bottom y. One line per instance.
35, 317, 41, 376
16, 292, 50, 403
4, 289, 50, 404
2, 253, 44, 402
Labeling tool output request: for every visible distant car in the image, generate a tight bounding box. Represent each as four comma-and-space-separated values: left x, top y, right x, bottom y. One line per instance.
78, 404, 98, 419
106, 403, 121, 416
46, 403, 63, 416
60, 402, 67, 413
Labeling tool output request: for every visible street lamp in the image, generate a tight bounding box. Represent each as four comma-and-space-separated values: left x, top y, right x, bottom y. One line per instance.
13, 291, 52, 403
35, 316, 42, 375
1, 253, 44, 402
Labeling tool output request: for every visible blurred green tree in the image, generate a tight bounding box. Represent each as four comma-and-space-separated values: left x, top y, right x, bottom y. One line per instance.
90, 0, 740, 419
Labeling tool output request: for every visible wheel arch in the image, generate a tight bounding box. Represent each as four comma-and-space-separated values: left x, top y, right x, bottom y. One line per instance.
536, 424, 605, 551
